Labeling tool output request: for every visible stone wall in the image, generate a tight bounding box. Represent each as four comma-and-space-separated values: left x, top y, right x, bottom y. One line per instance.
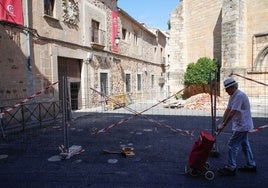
169, 0, 268, 97
0, 26, 29, 105
222, 0, 247, 68
169, 0, 222, 94
221, 0, 268, 95
247, 0, 268, 69
184, 0, 222, 63
0, 0, 165, 109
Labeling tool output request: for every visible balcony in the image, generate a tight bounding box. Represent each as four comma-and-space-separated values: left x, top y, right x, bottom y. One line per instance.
161, 57, 166, 64
90, 28, 106, 50
158, 76, 165, 87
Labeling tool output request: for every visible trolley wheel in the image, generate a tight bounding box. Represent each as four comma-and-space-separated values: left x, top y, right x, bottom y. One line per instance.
205, 170, 215, 180
204, 162, 211, 169
184, 165, 198, 176
190, 170, 199, 177
184, 165, 191, 174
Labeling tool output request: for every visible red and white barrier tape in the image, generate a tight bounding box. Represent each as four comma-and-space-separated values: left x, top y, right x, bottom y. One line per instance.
231, 73, 268, 87
92, 111, 194, 136
216, 124, 268, 136
91, 87, 194, 136
92, 114, 137, 135
249, 124, 268, 133
0, 81, 58, 116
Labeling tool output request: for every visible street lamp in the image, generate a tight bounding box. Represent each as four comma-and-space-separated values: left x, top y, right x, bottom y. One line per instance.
115, 34, 120, 45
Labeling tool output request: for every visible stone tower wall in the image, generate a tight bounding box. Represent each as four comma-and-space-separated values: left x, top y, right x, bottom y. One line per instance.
168, 0, 222, 94
169, 0, 268, 97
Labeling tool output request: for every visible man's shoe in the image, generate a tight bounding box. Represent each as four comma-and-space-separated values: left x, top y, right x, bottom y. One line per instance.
218, 167, 236, 176
238, 165, 257, 172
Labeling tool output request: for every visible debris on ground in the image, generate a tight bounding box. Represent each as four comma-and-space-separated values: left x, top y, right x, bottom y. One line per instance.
163, 100, 185, 109
103, 147, 135, 157
184, 93, 227, 110
164, 93, 227, 111
59, 145, 84, 160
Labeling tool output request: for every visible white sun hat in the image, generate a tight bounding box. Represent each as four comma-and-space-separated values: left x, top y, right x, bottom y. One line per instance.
224, 77, 238, 89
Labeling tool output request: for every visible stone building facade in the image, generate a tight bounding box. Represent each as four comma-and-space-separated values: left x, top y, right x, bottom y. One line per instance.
0, 0, 167, 110
169, 0, 268, 97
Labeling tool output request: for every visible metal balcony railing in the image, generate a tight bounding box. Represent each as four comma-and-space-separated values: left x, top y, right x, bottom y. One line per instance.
90, 28, 106, 47
161, 57, 166, 64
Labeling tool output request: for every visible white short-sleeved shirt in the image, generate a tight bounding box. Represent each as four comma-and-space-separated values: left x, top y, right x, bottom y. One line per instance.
228, 89, 254, 131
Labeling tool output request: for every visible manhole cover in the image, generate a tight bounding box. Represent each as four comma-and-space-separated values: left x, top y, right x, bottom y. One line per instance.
0, 154, 8, 160
108, 158, 118, 164
48, 155, 62, 162
72, 159, 82, 164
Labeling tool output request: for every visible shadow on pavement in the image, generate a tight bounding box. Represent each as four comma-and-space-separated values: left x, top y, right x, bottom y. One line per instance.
0, 112, 267, 188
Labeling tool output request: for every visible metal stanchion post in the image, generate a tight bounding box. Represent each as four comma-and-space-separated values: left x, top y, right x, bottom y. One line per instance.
0, 115, 6, 139
63, 76, 69, 151
59, 76, 83, 160
210, 72, 220, 157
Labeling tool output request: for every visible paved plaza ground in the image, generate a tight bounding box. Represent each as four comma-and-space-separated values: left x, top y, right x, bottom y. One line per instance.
0, 105, 268, 187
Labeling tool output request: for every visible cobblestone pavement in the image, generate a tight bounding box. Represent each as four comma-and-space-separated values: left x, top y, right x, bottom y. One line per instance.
0, 107, 268, 188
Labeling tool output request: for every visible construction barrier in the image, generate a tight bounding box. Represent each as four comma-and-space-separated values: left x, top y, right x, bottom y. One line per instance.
90, 87, 194, 136
0, 81, 58, 117
0, 81, 58, 138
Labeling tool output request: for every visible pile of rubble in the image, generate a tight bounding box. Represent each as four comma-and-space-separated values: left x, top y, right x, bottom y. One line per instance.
184, 93, 227, 111
164, 93, 227, 111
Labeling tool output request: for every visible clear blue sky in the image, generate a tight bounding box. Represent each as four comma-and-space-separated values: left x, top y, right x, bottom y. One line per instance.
117, 0, 180, 30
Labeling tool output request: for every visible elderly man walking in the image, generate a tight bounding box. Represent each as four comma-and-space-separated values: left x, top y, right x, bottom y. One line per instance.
217, 77, 257, 176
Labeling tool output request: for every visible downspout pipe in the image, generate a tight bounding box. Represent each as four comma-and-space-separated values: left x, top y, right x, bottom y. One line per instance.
25, 0, 34, 96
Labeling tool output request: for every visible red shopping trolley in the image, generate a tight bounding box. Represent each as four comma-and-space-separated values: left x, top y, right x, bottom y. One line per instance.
185, 131, 215, 180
